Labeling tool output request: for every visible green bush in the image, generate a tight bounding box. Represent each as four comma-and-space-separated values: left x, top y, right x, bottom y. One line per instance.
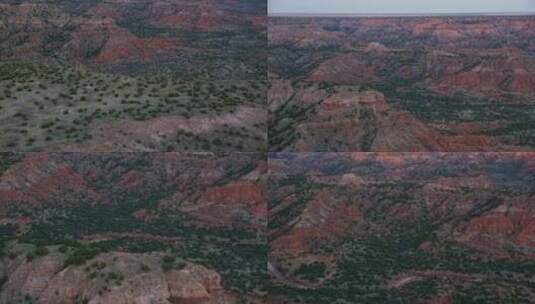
293, 261, 326, 282
64, 246, 99, 266
34, 246, 50, 256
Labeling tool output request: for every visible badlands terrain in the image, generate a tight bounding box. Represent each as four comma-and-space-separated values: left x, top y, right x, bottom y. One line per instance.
268, 152, 535, 303
0, 0, 267, 151
2, 2, 535, 303
0, 152, 267, 303
269, 16, 535, 151
3, 151, 535, 303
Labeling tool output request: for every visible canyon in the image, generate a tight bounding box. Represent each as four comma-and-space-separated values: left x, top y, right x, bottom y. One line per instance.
269, 16, 535, 151
0, 152, 267, 303
268, 152, 535, 303
0, 0, 267, 151
1, 2, 535, 303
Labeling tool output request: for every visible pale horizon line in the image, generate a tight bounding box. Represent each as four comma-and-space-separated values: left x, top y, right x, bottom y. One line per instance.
269, 11, 535, 17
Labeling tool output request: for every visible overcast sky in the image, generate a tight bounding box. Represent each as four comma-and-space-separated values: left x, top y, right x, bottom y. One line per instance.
269, 0, 535, 15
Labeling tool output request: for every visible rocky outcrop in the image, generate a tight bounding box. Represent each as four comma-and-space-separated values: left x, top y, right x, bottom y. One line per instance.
52, 105, 266, 152
0, 250, 232, 304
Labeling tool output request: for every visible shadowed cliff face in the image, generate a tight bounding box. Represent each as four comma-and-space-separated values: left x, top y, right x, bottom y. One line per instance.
268, 152, 535, 303
269, 16, 535, 152
0, 152, 267, 304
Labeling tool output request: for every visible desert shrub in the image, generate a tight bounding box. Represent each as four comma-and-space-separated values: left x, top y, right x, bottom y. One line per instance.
293, 262, 326, 282
64, 246, 99, 266
161, 255, 175, 272
34, 246, 49, 256
140, 263, 151, 272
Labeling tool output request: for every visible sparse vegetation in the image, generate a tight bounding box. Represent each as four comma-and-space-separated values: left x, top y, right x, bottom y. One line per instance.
0, 60, 266, 151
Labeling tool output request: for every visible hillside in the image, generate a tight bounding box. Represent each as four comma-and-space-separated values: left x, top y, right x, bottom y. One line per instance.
269, 16, 535, 151
268, 152, 535, 303
0, 0, 266, 78
0, 0, 267, 152
0, 152, 267, 303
